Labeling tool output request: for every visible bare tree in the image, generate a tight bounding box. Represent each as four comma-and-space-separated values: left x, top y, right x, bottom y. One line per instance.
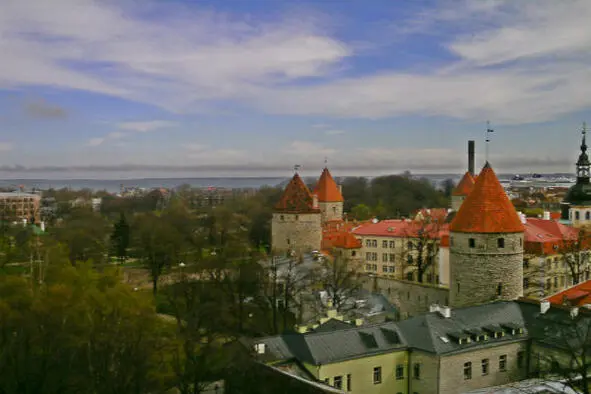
399, 218, 442, 284
560, 227, 591, 286
530, 306, 591, 394
319, 252, 362, 312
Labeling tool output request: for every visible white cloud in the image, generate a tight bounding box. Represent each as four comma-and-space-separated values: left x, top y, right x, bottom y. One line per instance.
87, 138, 105, 147
325, 129, 345, 136
1, 0, 590, 125
118, 120, 177, 133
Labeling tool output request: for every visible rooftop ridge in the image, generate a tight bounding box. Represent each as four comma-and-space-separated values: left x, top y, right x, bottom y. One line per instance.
452, 171, 476, 197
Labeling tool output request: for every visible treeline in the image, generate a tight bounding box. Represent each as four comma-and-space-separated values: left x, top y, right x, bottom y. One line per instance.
340, 174, 451, 220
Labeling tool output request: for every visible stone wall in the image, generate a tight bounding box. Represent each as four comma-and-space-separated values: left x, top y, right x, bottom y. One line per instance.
318, 201, 343, 223
362, 275, 450, 319
438, 341, 528, 394
450, 232, 524, 308
271, 212, 322, 253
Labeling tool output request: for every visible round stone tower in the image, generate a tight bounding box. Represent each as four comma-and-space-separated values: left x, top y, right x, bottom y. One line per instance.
449, 162, 525, 308
271, 172, 322, 254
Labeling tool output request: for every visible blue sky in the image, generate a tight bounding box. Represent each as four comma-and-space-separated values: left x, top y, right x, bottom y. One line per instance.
0, 0, 590, 178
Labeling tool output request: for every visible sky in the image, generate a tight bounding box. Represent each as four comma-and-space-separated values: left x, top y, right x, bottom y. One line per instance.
0, 0, 590, 179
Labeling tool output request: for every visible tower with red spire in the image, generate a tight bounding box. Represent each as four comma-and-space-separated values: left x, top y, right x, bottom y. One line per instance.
313, 167, 344, 224
271, 169, 322, 254
449, 162, 525, 308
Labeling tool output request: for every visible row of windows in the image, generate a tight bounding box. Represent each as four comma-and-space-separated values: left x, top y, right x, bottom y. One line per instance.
463, 352, 524, 380
572, 211, 591, 221
365, 239, 398, 248
325, 374, 352, 391
365, 252, 396, 262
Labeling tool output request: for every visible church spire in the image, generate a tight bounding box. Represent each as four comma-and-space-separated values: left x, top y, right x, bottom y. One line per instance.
577, 122, 590, 184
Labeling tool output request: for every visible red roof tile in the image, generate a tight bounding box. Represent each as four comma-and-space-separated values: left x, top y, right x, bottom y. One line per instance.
450, 163, 524, 233
352, 219, 447, 239
452, 171, 476, 196
274, 173, 319, 213
323, 231, 362, 249
314, 168, 344, 202
546, 280, 591, 307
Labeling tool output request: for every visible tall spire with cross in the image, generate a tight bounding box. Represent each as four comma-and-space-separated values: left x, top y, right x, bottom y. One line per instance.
577, 122, 590, 183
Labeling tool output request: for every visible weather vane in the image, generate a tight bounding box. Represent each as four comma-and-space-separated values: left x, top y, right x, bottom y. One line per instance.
294, 164, 301, 174
485, 120, 494, 163
324, 156, 328, 167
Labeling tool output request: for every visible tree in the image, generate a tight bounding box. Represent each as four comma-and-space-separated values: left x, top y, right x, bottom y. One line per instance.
350, 203, 372, 221
400, 218, 442, 283
441, 178, 456, 198
559, 227, 591, 286
110, 212, 130, 262
134, 213, 183, 295
529, 306, 591, 394
318, 254, 362, 312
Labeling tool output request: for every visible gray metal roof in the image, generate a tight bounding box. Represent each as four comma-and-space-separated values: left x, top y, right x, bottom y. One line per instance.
397, 301, 528, 355
255, 322, 406, 365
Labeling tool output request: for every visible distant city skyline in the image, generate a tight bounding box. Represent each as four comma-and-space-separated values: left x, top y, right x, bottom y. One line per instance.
1, 0, 590, 177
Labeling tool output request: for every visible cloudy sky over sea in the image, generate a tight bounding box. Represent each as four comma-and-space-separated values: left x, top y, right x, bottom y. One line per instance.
0, 0, 590, 178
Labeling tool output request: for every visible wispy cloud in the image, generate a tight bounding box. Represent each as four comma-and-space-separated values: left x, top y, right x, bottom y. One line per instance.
87, 120, 176, 146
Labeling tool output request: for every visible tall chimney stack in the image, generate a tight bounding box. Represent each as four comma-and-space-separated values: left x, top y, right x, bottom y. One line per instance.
468, 140, 475, 176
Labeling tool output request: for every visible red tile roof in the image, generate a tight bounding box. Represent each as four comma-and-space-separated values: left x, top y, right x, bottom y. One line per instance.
274, 173, 319, 213
322, 231, 362, 250
546, 280, 591, 307
414, 208, 450, 223
450, 163, 524, 234
352, 219, 447, 239
313, 168, 344, 202
452, 171, 476, 196
523, 218, 580, 255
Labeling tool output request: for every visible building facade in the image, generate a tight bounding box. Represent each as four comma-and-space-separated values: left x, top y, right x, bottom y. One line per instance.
0, 192, 41, 223
562, 123, 591, 228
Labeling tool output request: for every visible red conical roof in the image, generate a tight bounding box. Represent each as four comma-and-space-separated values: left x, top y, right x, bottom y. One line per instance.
452, 171, 476, 196
275, 173, 319, 213
314, 168, 344, 202
450, 163, 524, 233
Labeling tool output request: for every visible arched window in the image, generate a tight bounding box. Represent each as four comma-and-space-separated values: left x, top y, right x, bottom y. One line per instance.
576, 211, 580, 220
586, 212, 590, 220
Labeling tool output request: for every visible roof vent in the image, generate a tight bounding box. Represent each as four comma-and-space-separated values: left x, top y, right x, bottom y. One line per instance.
439, 306, 451, 318
254, 343, 266, 354
540, 300, 550, 314
372, 218, 379, 224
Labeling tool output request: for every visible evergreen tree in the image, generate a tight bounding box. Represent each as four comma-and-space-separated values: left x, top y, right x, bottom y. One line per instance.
110, 212, 130, 262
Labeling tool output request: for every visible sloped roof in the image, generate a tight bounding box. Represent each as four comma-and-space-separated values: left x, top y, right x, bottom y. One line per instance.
322, 231, 362, 250
352, 219, 447, 239
450, 163, 524, 233
452, 171, 476, 197
524, 218, 578, 244
275, 173, 319, 213
546, 280, 591, 307
314, 168, 344, 203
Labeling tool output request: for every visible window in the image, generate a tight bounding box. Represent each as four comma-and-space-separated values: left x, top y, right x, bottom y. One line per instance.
333, 376, 342, 389
389, 241, 395, 248
554, 276, 558, 288
517, 351, 525, 368
497, 283, 502, 296
407, 272, 414, 281
365, 240, 371, 247
347, 374, 351, 391
427, 273, 433, 283
469, 238, 475, 248
464, 362, 472, 380
324, 378, 329, 384
407, 241, 414, 250
407, 255, 414, 265
587, 212, 590, 220
413, 363, 421, 380
482, 359, 489, 375
351, 251, 356, 257
389, 253, 395, 262
498, 238, 505, 248
576, 211, 580, 220
383, 253, 388, 261
372, 240, 377, 247
280, 215, 284, 221
499, 355, 507, 372
524, 278, 529, 289
382, 265, 388, 273
295, 215, 299, 221
372, 264, 377, 271
373, 367, 382, 384
396, 364, 404, 380
366, 252, 371, 261
383, 240, 388, 248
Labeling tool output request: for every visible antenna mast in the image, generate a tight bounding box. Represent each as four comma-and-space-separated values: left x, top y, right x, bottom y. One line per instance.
485, 121, 494, 163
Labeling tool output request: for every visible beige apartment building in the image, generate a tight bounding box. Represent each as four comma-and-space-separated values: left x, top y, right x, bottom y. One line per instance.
0, 192, 41, 223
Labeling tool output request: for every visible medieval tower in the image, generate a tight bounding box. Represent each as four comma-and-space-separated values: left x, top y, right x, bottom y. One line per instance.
451, 140, 476, 212
271, 172, 322, 254
313, 167, 344, 224
449, 162, 525, 308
